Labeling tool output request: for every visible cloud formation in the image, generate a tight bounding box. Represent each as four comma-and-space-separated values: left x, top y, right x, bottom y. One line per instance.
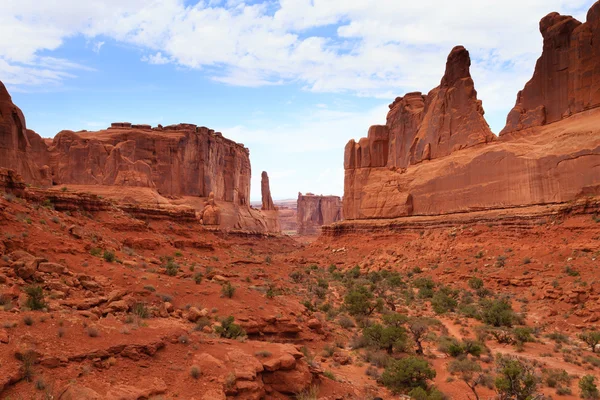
0, 0, 594, 123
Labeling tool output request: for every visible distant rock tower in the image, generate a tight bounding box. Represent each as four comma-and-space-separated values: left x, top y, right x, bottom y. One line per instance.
261, 171, 276, 211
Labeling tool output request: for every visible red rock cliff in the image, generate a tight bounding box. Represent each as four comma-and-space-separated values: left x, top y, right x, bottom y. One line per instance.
501, 1, 600, 134
45, 124, 251, 204
345, 46, 494, 175
297, 193, 343, 235
0, 82, 50, 184
342, 1, 600, 221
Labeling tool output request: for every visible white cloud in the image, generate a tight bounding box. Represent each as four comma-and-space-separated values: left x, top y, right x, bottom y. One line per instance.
92, 41, 105, 54
0, 0, 595, 125
141, 52, 171, 65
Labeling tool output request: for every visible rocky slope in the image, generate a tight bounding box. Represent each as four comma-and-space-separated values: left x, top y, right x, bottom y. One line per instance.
297, 193, 343, 235
343, 1, 600, 221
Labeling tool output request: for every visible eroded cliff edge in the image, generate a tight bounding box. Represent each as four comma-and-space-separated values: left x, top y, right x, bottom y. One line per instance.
343, 1, 600, 222
0, 84, 279, 233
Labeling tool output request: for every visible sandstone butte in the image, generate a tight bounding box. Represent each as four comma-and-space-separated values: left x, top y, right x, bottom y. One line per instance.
342, 1, 600, 222
0, 82, 279, 233
296, 193, 343, 235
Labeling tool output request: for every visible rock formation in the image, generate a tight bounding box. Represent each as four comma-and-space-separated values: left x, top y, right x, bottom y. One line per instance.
501, 1, 600, 135
0, 82, 49, 184
46, 124, 251, 204
345, 45, 494, 175
199, 192, 221, 226
261, 171, 276, 211
342, 1, 600, 221
297, 193, 343, 235
0, 80, 282, 233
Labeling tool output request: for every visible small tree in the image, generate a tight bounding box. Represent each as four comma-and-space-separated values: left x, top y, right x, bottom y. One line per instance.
448, 358, 493, 400
579, 331, 600, 353
494, 354, 539, 400
408, 318, 434, 355
381, 356, 436, 394
344, 285, 383, 316
580, 375, 600, 399
363, 324, 407, 354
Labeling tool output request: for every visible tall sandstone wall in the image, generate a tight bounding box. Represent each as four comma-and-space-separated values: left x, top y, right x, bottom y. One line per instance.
48, 124, 251, 205
0, 84, 252, 206
501, 3, 600, 135
297, 193, 343, 235
343, 1, 600, 221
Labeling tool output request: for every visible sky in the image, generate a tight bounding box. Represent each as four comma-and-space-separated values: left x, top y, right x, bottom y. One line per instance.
0, 0, 595, 201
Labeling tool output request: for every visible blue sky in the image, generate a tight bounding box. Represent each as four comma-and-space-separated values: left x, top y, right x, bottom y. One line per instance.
1, 0, 595, 200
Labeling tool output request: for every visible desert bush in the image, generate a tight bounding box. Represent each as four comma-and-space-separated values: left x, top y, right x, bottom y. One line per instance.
344, 285, 383, 316
468, 277, 484, 290
164, 258, 179, 276
542, 368, 571, 388
362, 323, 407, 354
190, 365, 201, 379
431, 290, 458, 314
495, 354, 539, 400
132, 302, 149, 319
215, 316, 246, 339
24, 285, 46, 311
103, 250, 115, 263
580, 375, 600, 399
579, 331, 600, 353
221, 282, 236, 298
381, 356, 436, 393
480, 298, 515, 327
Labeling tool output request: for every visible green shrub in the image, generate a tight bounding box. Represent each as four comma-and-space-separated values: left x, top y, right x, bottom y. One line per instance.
381, 356, 436, 393
431, 290, 458, 314
190, 365, 201, 379
215, 316, 245, 339
90, 247, 102, 257
103, 250, 115, 263
24, 285, 46, 310
193, 272, 203, 284
495, 354, 539, 400
164, 258, 179, 276
579, 331, 600, 353
480, 298, 515, 327
132, 302, 149, 319
221, 282, 236, 298
468, 277, 484, 290
580, 375, 600, 399
344, 285, 382, 316
363, 323, 407, 354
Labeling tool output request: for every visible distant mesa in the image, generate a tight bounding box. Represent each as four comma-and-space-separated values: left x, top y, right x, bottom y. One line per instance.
297, 192, 343, 235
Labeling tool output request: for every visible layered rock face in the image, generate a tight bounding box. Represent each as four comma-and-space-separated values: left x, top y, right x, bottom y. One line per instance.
501, 1, 600, 135
343, 2, 600, 221
48, 124, 251, 205
297, 193, 342, 235
0, 83, 49, 184
345, 46, 494, 175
